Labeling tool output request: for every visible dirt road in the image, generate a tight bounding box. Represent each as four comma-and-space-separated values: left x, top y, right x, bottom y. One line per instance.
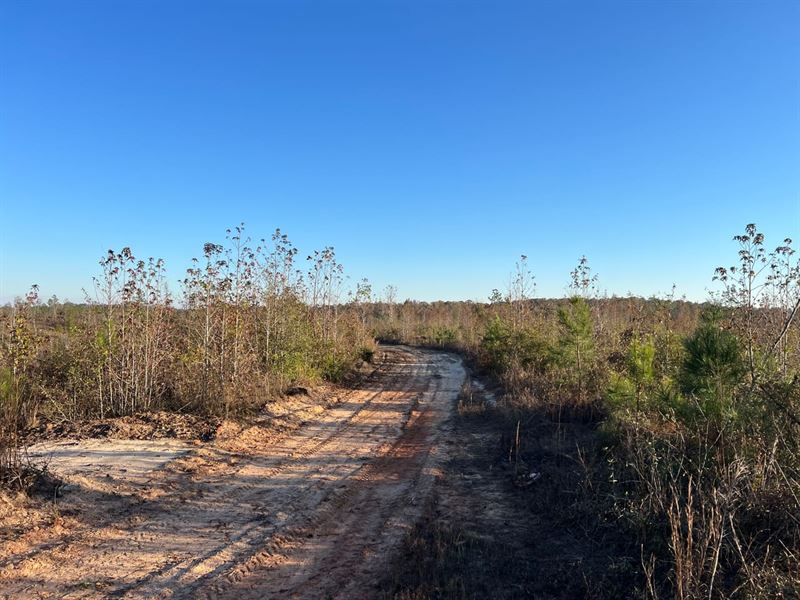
1, 346, 466, 599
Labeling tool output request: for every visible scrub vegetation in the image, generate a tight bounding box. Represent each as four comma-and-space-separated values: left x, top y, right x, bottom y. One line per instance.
2, 222, 799, 598
374, 224, 800, 598
0, 225, 374, 485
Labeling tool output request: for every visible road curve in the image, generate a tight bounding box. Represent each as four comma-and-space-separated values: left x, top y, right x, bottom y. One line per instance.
1, 346, 465, 599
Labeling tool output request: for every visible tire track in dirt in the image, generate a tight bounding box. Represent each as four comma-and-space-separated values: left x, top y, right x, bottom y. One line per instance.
1, 346, 465, 600
0, 356, 398, 587
121, 348, 435, 597
202, 351, 455, 599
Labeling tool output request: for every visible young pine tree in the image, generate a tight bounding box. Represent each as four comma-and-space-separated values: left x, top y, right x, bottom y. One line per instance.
555, 297, 595, 403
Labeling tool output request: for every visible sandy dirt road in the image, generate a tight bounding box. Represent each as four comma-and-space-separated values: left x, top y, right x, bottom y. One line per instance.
1, 346, 466, 599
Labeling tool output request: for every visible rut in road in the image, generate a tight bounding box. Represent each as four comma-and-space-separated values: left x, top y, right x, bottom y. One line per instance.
1, 346, 466, 599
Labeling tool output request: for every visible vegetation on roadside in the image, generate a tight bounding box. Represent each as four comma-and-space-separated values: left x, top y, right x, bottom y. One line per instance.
0, 224, 375, 485
376, 224, 800, 598
3, 221, 798, 598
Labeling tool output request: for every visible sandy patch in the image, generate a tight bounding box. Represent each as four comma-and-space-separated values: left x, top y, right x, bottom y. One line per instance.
26, 439, 193, 487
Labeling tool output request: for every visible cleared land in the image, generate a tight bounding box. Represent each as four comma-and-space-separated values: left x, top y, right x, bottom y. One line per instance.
1, 346, 469, 599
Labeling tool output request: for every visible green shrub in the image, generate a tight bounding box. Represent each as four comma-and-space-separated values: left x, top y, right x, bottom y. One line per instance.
359, 346, 375, 363
553, 297, 596, 401
481, 316, 548, 374
430, 326, 458, 347
679, 322, 745, 420
321, 353, 350, 383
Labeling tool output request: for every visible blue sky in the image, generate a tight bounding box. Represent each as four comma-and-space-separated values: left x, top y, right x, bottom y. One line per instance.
1, 1, 798, 303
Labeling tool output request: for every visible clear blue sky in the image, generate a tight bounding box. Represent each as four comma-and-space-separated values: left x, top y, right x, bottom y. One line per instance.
1, 1, 798, 304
